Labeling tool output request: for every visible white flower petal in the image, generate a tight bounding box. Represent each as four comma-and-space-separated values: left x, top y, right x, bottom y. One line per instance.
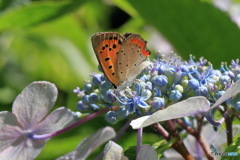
12, 81, 57, 129
164, 149, 183, 159
57, 127, 116, 160
33, 107, 76, 134
209, 79, 240, 111
103, 141, 128, 160
0, 111, 22, 152
55, 151, 75, 160
136, 145, 158, 160
0, 125, 23, 152
131, 96, 210, 129
0, 137, 45, 160
0, 112, 45, 159
0, 111, 19, 128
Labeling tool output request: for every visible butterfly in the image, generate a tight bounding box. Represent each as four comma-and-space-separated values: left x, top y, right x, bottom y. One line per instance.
91, 32, 151, 89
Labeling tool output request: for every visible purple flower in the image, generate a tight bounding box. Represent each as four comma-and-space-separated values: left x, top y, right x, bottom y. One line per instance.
0, 81, 75, 160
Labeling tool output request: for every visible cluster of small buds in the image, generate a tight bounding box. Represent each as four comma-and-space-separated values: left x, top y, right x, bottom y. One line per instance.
74, 55, 240, 123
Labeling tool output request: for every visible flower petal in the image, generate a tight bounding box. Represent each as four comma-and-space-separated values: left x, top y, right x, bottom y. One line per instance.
103, 141, 128, 160
137, 100, 149, 108
0, 111, 22, 152
57, 127, 116, 160
130, 96, 210, 129
33, 107, 76, 134
0, 111, 19, 128
0, 137, 45, 160
12, 81, 57, 129
136, 145, 158, 160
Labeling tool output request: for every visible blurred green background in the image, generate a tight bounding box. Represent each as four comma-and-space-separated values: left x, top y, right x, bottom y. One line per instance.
1, 0, 240, 159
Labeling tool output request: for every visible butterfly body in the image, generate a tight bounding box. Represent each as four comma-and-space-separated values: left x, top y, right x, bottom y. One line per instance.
91, 32, 151, 89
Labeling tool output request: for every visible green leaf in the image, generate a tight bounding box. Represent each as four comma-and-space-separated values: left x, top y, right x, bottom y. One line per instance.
124, 146, 137, 160
110, 0, 138, 17
154, 138, 176, 155
128, 0, 240, 66
0, 0, 87, 30
223, 136, 240, 160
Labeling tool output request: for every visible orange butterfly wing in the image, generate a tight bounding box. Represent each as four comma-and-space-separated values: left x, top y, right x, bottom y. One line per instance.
91, 32, 125, 87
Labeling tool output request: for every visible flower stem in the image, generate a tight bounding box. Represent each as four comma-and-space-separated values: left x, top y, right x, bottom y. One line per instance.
223, 105, 234, 145
176, 119, 213, 160
113, 119, 131, 142
137, 127, 143, 153
166, 120, 195, 160
152, 123, 170, 141
225, 113, 234, 145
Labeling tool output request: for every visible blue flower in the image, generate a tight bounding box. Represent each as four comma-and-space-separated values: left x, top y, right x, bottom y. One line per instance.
100, 79, 113, 92
134, 81, 146, 95
105, 111, 117, 124
89, 93, 99, 104
146, 81, 153, 90
219, 75, 231, 85
104, 90, 116, 103
116, 107, 129, 119
77, 100, 89, 111
117, 89, 151, 116
195, 86, 208, 96
91, 73, 103, 86
83, 82, 94, 93
152, 75, 168, 87
188, 79, 200, 90
169, 90, 182, 102
82, 95, 90, 105
151, 97, 165, 109
188, 63, 216, 85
